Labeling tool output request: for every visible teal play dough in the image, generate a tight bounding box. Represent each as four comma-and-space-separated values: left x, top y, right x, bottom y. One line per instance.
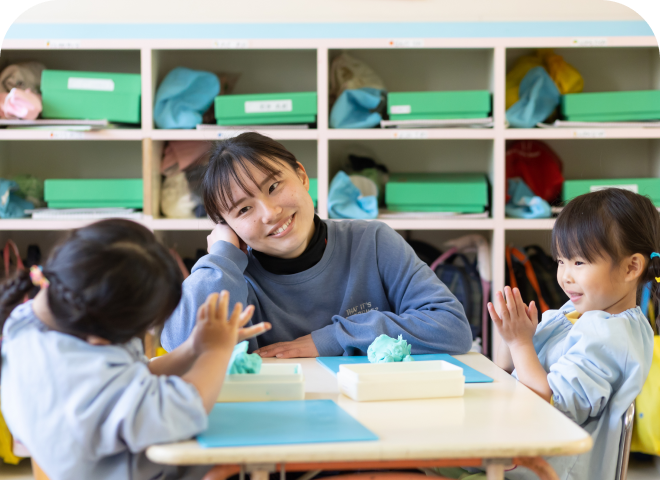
367, 334, 415, 363
227, 341, 262, 374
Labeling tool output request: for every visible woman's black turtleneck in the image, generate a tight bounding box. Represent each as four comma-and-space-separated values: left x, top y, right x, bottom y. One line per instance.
253, 215, 327, 275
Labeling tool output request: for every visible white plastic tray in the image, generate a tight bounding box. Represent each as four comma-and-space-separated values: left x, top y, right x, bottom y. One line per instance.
337, 360, 465, 402
217, 363, 304, 402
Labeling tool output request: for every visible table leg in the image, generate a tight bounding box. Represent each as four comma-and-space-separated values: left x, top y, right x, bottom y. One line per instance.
250, 470, 270, 480
485, 463, 505, 480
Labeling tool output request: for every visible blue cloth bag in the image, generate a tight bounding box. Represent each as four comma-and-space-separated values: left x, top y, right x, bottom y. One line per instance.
154, 67, 220, 129
506, 66, 560, 128
330, 88, 385, 129
505, 178, 551, 219
0, 179, 33, 219
328, 171, 378, 219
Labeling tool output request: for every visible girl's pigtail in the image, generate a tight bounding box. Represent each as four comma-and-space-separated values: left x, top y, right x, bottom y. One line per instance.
648, 253, 660, 333
0, 269, 33, 328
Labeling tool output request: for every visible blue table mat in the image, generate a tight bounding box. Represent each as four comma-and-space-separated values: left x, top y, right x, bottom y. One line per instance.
317, 354, 493, 383
197, 399, 378, 448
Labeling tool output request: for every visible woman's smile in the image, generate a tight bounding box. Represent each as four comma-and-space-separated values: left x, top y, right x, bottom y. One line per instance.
268, 214, 295, 237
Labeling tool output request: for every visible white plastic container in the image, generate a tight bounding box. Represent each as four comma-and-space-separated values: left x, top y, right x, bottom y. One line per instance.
337, 360, 465, 402
217, 363, 304, 402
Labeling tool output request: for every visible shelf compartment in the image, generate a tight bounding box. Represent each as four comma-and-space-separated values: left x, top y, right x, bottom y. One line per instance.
329, 139, 494, 218
152, 49, 317, 129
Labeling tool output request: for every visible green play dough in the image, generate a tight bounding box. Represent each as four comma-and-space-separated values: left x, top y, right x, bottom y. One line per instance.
367, 334, 415, 363
227, 341, 262, 374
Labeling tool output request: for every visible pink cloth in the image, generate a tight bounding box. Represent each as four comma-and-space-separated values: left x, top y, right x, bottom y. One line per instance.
2, 88, 42, 120
161, 141, 212, 174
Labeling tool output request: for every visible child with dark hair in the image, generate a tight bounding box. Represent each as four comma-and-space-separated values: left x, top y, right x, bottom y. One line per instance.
0, 219, 267, 480
487, 188, 656, 480
162, 132, 473, 359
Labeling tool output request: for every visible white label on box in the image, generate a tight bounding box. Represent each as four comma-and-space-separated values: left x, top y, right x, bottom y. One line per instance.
389, 38, 425, 47
46, 39, 80, 48
390, 105, 412, 114
68, 77, 115, 92
213, 39, 250, 48
574, 129, 606, 138
590, 184, 639, 194
244, 99, 292, 114
571, 37, 608, 47
393, 130, 428, 139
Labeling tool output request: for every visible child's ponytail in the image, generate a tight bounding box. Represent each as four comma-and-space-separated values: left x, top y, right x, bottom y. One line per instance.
646, 253, 660, 332
0, 270, 33, 328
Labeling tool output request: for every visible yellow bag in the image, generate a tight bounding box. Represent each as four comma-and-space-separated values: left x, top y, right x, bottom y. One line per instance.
0, 397, 21, 465
505, 50, 584, 110
631, 335, 660, 455
538, 49, 584, 95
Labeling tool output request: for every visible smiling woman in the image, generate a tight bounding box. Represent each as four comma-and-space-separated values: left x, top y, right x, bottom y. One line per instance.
161, 132, 473, 359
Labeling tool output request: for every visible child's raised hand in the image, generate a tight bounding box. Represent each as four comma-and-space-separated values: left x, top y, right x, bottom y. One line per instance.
191, 291, 254, 356
488, 286, 538, 348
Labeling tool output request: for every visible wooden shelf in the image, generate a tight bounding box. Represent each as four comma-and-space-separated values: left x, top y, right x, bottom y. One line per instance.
504, 128, 660, 140
504, 219, 556, 230
149, 129, 319, 141
327, 129, 495, 140
0, 129, 144, 141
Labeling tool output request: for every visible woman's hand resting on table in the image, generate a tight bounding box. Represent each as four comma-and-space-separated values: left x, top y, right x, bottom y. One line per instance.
254, 334, 319, 359
207, 223, 248, 254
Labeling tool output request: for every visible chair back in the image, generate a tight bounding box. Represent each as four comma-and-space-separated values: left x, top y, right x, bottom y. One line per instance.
615, 402, 635, 480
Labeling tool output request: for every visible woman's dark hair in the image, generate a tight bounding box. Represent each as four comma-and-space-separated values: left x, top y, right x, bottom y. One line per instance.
552, 188, 660, 319
202, 132, 301, 224
0, 219, 183, 343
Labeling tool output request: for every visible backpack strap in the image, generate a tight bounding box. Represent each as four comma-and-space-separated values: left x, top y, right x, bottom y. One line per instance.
3, 240, 25, 278
507, 246, 550, 313
429, 247, 459, 271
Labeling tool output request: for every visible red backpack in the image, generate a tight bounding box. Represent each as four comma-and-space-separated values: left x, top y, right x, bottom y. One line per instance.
506, 140, 564, 203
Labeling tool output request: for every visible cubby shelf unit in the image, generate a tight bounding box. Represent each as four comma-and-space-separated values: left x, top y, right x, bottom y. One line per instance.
1, 28, 659, 356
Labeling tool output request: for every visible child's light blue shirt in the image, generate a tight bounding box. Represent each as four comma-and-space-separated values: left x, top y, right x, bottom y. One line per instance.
507, 302, 654, 480
1, 302, 212, 480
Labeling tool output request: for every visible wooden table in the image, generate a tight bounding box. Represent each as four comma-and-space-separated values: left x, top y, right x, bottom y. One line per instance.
146, 354, 592, 480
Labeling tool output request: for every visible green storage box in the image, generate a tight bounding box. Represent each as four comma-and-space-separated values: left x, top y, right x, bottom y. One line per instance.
44, 179, 143, 208
561, 90, 660, 122
308, 178, 318, 207
41, 70, 141, 123
563, 178, 660, 206
215, 92, 317, 126
387, 91, 491, 121
385, 173, 488, 213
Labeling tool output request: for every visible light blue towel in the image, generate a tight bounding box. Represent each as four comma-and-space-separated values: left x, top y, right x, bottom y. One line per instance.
330, 88, 385, 129
0, 179, 33, 219
328, 171, 378, 219
506, 66, 560, 128
505, 177, 551, 219
154, 67, 220, 129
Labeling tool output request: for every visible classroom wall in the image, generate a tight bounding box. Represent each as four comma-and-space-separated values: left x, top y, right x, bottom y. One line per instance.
13, 0, 644, 24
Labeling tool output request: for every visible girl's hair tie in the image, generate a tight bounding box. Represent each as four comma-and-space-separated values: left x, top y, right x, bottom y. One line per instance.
651, 252, 660, 259
29, 265, 50, 288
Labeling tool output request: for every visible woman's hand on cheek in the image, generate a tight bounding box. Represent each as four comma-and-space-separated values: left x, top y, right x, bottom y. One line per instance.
207, 223, 247, 254
487, 286, 538, 349
254, 334, 320, 359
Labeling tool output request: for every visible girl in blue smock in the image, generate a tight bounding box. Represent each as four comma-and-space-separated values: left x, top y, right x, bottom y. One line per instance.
489, 188, 656, 480
0, 219, 267, 480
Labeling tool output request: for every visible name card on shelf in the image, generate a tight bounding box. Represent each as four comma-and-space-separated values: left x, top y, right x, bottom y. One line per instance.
573, 129, 606, 138
389, 38, 425, 48
571, 37, 608, 47
213, 39, 250, 49
45, 39, 80, 49
393, 130, 428, 139
245, 99, 292, 114
49, 131, 86, 139
216, 130, 247, 139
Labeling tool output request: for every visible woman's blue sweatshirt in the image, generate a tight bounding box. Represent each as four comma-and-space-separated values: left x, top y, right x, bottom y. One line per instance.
161, 220, 473, 356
